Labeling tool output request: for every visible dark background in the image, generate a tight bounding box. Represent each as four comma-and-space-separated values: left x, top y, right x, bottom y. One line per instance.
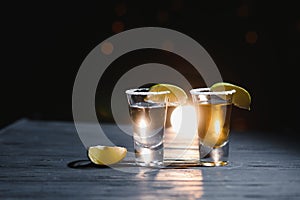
1, 1, 299, 133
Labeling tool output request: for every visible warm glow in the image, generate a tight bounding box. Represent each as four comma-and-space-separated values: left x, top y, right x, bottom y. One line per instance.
136, 169, 203, 199
154, 169, 203, 199
198, 94, 208, 101
170, 105, 197, 133
212, 149, 221, 163
101, 41, 114, 55
139, 148, 152, 164
138, 118, 148, 128
162, 40, 174, 51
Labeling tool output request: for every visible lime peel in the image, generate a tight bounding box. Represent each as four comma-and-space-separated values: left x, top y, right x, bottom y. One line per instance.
210, 82, 251, 110
88, 145, 127, 165
147, 83, 188, 105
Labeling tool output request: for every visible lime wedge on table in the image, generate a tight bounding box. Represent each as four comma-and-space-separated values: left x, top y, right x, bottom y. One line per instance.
210, 82, 251, 110
88, 145, 127, 165
147, 84, 188, 105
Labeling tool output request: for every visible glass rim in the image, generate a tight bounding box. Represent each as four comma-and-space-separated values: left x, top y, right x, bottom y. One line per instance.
125, 88, 170, 95
190, 87, 236, 95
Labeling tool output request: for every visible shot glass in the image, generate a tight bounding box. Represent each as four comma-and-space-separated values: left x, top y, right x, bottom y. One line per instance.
190, 88, 236, 166
125, 88, 169, 167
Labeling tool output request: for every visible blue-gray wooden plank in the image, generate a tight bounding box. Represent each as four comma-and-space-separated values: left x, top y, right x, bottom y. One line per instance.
0, 119, 300, 199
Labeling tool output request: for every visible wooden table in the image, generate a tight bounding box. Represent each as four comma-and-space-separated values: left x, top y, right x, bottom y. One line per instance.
1, 119, 300, 199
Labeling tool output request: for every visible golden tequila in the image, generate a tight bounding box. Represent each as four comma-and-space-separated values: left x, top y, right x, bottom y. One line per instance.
196, 103, 232, 148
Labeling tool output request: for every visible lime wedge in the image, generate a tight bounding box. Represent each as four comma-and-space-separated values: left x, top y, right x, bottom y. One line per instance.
88, 145, 127, 165
148, 83, 188, 105
210, 82, 251, 110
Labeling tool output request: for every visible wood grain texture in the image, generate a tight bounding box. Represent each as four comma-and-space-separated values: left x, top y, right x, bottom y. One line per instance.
0, 119, 300, 199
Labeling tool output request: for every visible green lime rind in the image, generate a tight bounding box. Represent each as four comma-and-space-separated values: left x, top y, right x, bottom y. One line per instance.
210, 82, 251, 110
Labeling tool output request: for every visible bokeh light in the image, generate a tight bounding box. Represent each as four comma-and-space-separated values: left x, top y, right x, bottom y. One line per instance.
245, 31, 258, 44
170, 105, 197, 134
162, 40, 174, 51
112, 21, 125, 33
101, 41, 114, 55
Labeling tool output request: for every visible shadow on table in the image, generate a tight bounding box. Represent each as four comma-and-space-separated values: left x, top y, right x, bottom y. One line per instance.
67, 160, 107, 169
67, 160, 138, 169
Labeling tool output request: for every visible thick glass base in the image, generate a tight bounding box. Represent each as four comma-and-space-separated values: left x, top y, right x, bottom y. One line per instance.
135, 160, 164, 167
199, 141, 229, 167
134, 142, 164, 167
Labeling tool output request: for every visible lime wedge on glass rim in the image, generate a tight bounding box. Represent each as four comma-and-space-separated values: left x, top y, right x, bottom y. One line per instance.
146, 83, 188, 105
88, 145, 127, 166
210, 82, 251, 110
